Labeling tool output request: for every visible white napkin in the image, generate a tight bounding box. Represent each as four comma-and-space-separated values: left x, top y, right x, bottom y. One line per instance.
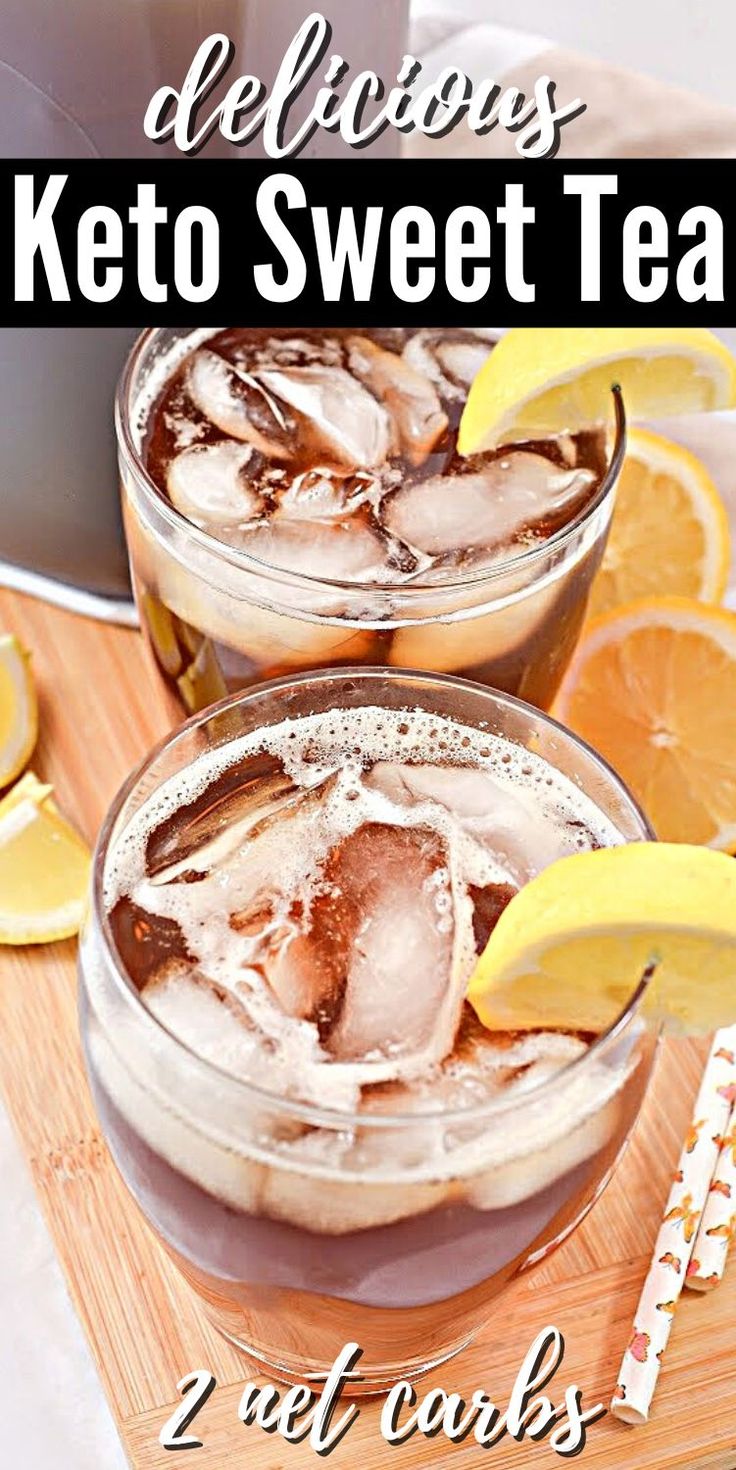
409, 1, 736, 157
411, 4, 547, 79
0, 1104, 127, 1468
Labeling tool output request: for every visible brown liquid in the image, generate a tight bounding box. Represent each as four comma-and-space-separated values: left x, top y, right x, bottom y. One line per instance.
83, 1005, 647, 1388
131, 328, 610, 714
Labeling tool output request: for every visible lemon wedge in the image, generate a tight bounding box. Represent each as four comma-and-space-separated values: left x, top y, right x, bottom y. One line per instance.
0, 772, 91, 944
458, 328, 736, 453
0, 770, 54, 813
0, 634, 38, 788
467, 843, 736, 1037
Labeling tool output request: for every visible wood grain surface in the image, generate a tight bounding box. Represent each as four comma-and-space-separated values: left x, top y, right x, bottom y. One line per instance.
0, 584, 734, 1470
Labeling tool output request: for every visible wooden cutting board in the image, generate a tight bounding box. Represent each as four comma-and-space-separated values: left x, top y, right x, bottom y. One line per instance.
1, 584, 734, 1470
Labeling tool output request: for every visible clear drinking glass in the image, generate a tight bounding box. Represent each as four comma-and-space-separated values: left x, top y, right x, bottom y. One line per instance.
116, 328, 627, 718
78, 668, 656, 1390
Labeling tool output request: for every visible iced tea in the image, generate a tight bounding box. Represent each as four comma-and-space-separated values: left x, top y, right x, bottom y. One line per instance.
118, 329, 625, 714
79, 671, 654, 1386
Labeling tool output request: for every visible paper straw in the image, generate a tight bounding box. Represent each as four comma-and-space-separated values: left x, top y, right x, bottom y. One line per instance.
610, 1026, 736, 1426
684, 1096, 736, 1292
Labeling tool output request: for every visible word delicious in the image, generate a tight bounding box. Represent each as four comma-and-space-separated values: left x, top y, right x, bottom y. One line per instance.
13, 174, 725, 307
159, 1331, 606, 1457
143, 13, 583, 162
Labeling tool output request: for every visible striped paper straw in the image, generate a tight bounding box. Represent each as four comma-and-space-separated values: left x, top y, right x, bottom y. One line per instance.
685, 1094, 736, 1292
610, 1026, 736, 1426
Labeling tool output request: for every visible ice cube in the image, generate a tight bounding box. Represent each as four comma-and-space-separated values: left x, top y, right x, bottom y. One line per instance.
347, 335, 448, 465
144, 961, 263, 1077
148, 532, 375, 667
331, 825, 458, 1060
257, 1139, 449, 1232
382, 454, 595, 558
133, 781, 333, 1006
250, 333, 344, 370
466, 1083, 622, 1212
365, 763, 579, 883
361, 1016, 587, 1119
347, 1018, 592, 1206
388, 571, 562, 675
277, 466, 374, 522
247, 820, 475, 1084
435, 337, 493, 388
142, 794, 475, 1085
243, 516, 390, 583
402, 329, 495, 399
258, 365, 394, 468
188, 349, 292, 457
146, 761, 301, 882
257, 920, 348, 1039
142, 962, 333, 1124
327, 824, 475, 1074
166, 441, 263, 528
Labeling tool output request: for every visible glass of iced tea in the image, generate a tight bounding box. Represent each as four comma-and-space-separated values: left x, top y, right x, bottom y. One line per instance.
79, 668, 655, 1389
116, 328, 626, 715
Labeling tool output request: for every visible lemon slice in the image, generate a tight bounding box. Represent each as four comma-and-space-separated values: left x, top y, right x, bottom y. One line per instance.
0, 773, 91, 944
0, 634, 38, 787
554, 597, 736, 849
467, 843, 736, 1037
586, 429, 730, 619
458, 328, 736, 453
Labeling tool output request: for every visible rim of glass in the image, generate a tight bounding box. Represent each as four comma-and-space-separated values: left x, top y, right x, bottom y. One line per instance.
115, 327, 627, 597
90, 667, 655, 1130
